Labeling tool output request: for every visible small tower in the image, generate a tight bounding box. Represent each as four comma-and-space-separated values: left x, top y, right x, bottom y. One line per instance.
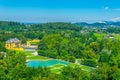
26, 41, 31, 47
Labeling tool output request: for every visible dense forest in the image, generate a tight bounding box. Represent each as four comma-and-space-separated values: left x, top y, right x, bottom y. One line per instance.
1, 21, 120, 80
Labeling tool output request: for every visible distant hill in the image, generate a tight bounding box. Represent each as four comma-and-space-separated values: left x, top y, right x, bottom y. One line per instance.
75, 21, 120, 27
104, 21, 120, 26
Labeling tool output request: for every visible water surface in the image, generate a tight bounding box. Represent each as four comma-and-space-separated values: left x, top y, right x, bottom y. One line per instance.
27, 59, 69, 67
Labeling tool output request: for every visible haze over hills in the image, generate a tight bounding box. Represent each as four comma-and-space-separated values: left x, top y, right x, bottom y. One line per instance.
75, 21, 120, 27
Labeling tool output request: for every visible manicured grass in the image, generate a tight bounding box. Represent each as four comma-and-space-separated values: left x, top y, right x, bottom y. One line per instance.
18, 51, 51, 60
18, 51, 34, 56
94, 33, 106, 37
80, 65, 94, 72
27, 55, 50, 60
69, 63, 79, 67
113, 34, 120, 40
23, 51, 34, 56
51, 69, 61, 74
94, 33, 106, 40
30, 42, 39, 45
94, 33, 120, 40
49, 64, 65, 74
52, 64, 65, 67
69, 63, 93, 72
49, 63, 94, 74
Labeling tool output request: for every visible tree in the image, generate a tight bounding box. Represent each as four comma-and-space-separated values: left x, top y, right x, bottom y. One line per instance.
81, 59, 97, 67
0, 52, 5, 59
91, 63, 110, 80
68, 56, 76, 63
59, 66, 90, 80
99, 49, 109, 62
83, 48, 96, 59
0, 42, 6, 52
42, 34, 62, 56
89, 42, 99, 53
112, 69, 120, 80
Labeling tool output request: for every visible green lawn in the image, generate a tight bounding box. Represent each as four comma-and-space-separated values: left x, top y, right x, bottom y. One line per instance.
80, 65, 94, 72
23, 51, 34, 56
19, 51, 51, 60
113, 34, 120, 40
52, 64, 65, 67
17, 51, 34, 56
48, 63, 94, 74
68, 63, 94, 72
51, 69, 61, 74
94, 33, 106, 40
27, 55, 50, 60
49, 64, 65, 74
30, 42, 39, 45
94, 33, 120, 40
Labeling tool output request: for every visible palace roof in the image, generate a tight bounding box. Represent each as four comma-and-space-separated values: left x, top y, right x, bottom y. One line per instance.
6, 38, 21, 43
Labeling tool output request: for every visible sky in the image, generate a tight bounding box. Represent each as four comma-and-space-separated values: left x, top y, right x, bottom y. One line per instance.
0, 0, 120, 23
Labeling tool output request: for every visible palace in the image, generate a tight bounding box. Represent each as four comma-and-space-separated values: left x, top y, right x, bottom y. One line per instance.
5, 38, 40, 51
5, 38, 24, 51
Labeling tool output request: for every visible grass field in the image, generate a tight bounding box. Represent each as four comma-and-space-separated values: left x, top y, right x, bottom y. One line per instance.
30, 42, 40, 45
49, 64, 65, 74
27, 55, 50, 60
48, 63, 94, 74
20, 51, 51, 60
113, 34, 120, 40
94, 33, 120, 40
94, 33, 106, 40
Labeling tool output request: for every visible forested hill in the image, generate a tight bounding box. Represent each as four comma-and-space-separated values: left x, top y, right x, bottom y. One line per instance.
31, 22, 81, 31
0, 21, 81, 32
75, 21, 120, 27
0, 21, 82, 45
0, 21, 25, 31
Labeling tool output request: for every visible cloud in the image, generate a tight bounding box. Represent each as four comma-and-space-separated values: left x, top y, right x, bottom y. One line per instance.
110, 17, 120, 22
97, 21, 106, 23
80, 19, 82, 21
104, 6, 109, 10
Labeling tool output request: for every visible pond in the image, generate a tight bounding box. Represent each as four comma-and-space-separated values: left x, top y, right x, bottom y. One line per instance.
27, 59, 69, 67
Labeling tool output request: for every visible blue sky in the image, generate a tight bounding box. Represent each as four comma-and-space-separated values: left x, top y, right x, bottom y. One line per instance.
0, 0, 120, 23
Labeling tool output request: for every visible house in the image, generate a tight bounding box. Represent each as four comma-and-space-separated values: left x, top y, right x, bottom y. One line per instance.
5, 38, 24, 51
104, 34, 114, 39
5, 38, 40, 51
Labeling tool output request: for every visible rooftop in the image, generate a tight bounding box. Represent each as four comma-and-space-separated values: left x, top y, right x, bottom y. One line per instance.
6, 38, 21, 43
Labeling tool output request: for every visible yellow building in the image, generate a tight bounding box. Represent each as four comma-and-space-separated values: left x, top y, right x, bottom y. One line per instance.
27, 39, 40, 45
31, 39, 40, 42
26, 41, 31, 47
5, 38, 24, 51
6, 38, 40, 51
